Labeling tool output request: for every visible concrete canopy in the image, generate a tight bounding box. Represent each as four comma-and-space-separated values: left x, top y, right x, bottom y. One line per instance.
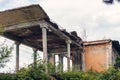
0, 4, 83, 53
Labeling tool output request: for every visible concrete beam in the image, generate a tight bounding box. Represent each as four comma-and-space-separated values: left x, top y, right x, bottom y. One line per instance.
40, 20, 83, 49
4, 21, 40, 31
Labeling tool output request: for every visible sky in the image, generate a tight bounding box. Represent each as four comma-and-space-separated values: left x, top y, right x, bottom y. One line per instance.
0, 0, 120, 72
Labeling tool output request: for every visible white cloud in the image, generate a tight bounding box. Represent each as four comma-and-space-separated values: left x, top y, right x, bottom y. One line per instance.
39, 0, 120, 41
0, 0, 119, 45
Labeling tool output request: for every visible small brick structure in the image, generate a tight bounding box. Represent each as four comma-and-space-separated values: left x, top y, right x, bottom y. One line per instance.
84, 39, 120, 72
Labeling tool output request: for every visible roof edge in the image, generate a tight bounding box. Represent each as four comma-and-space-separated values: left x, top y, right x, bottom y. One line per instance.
0, 4, 49, 20
83, 39, 112, 46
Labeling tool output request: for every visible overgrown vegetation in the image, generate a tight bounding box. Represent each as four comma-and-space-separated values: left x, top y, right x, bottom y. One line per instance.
1, 66, 120, 80
15, 60, 56, 80
1, 55, 120, 80
0, 58, 120, 80
0, 73, 16, 80
54, 67, 120, 80
0, 45, 13, 68
0, 24, 12, 68
0, 43, 13, 79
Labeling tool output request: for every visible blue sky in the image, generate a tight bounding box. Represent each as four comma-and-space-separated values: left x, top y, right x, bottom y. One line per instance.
0, 0, 120, 72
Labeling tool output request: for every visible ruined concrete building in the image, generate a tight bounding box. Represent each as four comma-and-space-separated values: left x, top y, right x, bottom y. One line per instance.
0, 4, 120, 73
0, 5, 83, 72
84, 39, 120, 72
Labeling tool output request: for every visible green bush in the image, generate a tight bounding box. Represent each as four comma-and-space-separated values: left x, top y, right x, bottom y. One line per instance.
96, 67, 120, 80
0, 45, 13, 68
16, 62, 51, 80
0, 73, 16, 80
1, 63, 120, 80
54, 67, 120, 80
54, 71, 99, 80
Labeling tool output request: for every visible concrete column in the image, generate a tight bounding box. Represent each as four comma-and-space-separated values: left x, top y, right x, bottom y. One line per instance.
48, 53, 56, 73
15, 42, 20, 72
66, 40, 71, 71
73, 51, 79, 71
72, 52, 75, 68
58, 54, 63, 72
106, 44, 110, 69
33, 48, 37, 67
82, 53, 85, 71
77, 50, 81, 71
49, 53, 55, 65
42, 27, 48, 73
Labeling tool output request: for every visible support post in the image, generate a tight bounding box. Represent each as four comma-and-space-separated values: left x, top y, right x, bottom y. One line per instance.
58, 54, 63, 72
78, 50, 82, 71
42, 27, 48, 73
49, 53, 55, 65
82, 53, 85, 71
48, 53, 56, 73
72, 51, 75, 71
15, 42, 20, 72
33, 48, 37, 67
66, 40, 71, 71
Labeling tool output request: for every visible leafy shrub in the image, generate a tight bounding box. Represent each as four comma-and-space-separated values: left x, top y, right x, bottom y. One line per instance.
96, 67, 120, 80
16, 61, 51, 80
54, 67, 120, 80
0, 73, 16, 80
54, 71, 99, 80
1, 61, 120, 80
0, 45, 13, 68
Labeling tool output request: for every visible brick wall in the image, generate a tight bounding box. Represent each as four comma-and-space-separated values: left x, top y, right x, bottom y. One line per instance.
84, 43, 110, 72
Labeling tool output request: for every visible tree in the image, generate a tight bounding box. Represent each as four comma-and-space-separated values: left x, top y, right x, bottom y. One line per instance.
0, 24, 13, 68
0, 45, 13, 68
